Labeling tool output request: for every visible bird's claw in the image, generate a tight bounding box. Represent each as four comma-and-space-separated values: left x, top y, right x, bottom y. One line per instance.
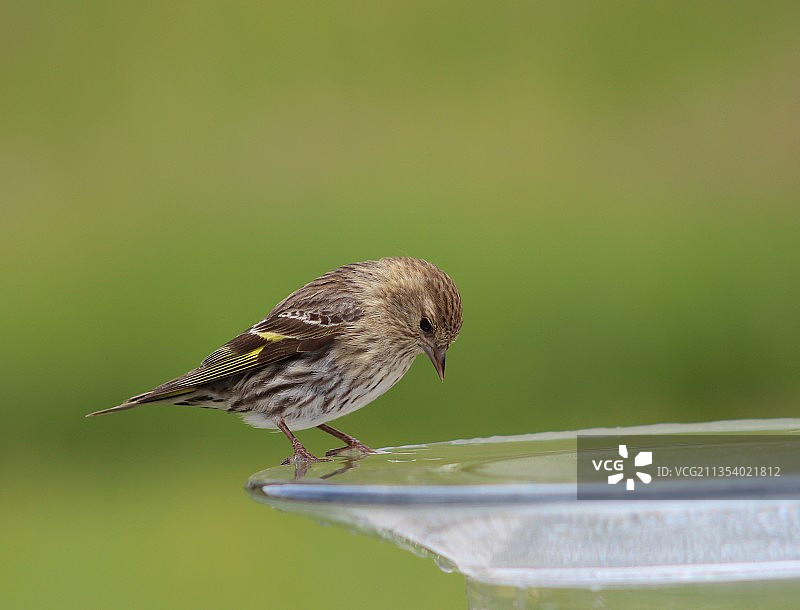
325, 443, 375, 458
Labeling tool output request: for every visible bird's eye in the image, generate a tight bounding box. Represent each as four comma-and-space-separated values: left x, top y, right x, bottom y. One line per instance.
419, 317, 433, 333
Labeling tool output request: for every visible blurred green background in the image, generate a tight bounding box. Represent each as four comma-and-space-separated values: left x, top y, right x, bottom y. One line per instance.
3, 2, 799, 608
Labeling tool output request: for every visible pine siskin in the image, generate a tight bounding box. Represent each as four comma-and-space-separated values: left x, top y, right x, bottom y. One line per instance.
88, 257, 463, 464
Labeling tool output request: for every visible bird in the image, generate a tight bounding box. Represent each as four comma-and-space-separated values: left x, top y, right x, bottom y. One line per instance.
87, 257, 463, 464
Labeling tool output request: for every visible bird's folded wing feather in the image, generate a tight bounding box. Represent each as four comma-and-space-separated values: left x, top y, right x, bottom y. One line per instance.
142, 305, 362, 399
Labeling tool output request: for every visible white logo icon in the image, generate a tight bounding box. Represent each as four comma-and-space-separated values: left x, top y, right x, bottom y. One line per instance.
608, 445, 652, 491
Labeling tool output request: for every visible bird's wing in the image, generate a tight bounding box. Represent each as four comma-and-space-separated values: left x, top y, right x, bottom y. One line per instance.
140, 304, 362, 401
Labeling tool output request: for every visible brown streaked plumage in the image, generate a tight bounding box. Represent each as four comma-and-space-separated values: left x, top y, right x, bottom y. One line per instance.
87, 257, 463, 464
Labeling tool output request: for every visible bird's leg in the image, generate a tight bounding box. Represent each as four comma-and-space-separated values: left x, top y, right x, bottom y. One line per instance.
318, 423, 375, 457
277, 419, 328, 465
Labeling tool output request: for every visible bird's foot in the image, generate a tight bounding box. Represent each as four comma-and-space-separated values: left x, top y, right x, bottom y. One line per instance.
280, 448, 330, 466
325, 441, 375, 458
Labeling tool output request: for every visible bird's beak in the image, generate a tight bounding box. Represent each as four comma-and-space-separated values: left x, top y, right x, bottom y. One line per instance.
423, 345, 446, 381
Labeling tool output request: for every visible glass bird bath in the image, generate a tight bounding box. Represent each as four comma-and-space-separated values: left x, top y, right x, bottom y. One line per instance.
247, 419, 800, 609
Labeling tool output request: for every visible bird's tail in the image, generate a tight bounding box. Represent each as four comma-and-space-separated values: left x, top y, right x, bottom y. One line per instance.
86, 388, 192, 417
85, 401, 142, 417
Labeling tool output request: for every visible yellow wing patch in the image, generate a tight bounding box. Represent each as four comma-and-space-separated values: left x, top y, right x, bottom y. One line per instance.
201, 331, 289, 366
180, 332, 292, 387
256, 331, 289, 342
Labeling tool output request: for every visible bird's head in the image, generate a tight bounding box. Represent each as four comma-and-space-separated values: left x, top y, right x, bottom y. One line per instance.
368, 257, 463, 380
